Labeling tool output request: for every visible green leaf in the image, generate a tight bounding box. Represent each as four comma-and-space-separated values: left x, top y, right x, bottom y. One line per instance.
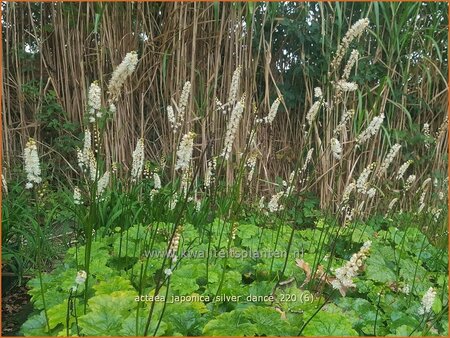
203, 310, 257, 336
432, 296, 442, 314
120, 311, 167, 336
337, 297, 377, 332
78, 291, 138, 335
388, 324, 414, 336
21, 311, 48, 336
78, 309, 123, 335
93, 275, 134, 295
243, 306, 293, 336
47, 300, 68, 330
365, 253, 396, 283
165, 303, 207, 336
302, 310, 358, 336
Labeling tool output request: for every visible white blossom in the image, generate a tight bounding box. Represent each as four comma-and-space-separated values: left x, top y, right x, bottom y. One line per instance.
404, 174, 416, 191
396, 160, 412, 180
109, 103, 117, 114
331, 18, 370, 71
334, 109, 355, 135
387, 198, 399, 213
367, 187, 376, 199
167, 105, 176, 132
153, 173, 161, 190
342, 49, 359, 81
221, 100, 244, 160
356, 114, 385, 145
421, 178, 432, 191
204, 158, 216, 189
263, 97, 281, 125
330, 138, 342, 160
314, 87, 323, 99
401, 284, 411, 295
73, 186, 82, 205
87, 81, 102, 122
177, 81, 191, 120
429, 207, 442, 222
335, 80, 358, 92
75, 270, 87, 285
258, 196, 266, 211
341, 182, 356, 208
176, 132, 196, 171
107, 51, 139, 102
331, 241, 371, 296
423, 123, 431, 149
302, 148, 314, 171
418, 287, 436, 315
2, 173, 7, 195
377, 143, 401, 177
268, 191, 285, 213
131, 138, 145, 182
228, 66, 242, 105
356, 163, 375, 194
306, 101, 321, 126
97, 171, 110, 197
87, 150, 97, 182
23, 138, 42, 189
418, 190, 427, 213
246, 151, 258, 182
195, 199, 201, 212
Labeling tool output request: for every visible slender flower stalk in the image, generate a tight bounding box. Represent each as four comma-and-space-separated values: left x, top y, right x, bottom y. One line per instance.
24, 138, 42, 189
